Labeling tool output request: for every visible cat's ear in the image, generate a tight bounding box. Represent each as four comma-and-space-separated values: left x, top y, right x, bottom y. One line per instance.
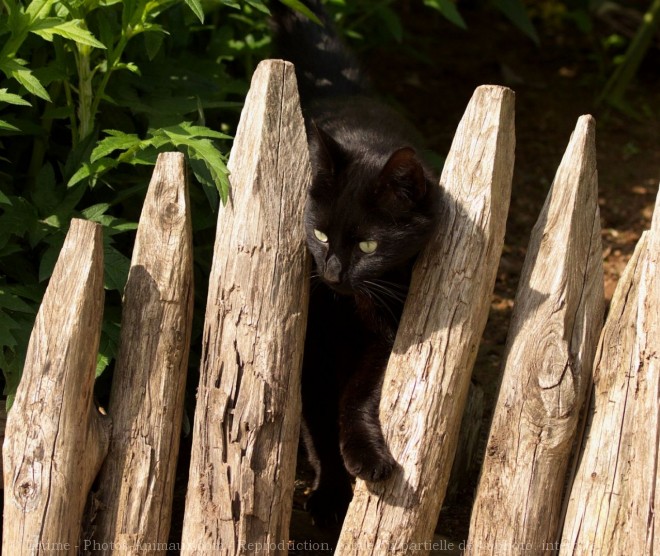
308, 121, 345, 177
377, 147, 427, 204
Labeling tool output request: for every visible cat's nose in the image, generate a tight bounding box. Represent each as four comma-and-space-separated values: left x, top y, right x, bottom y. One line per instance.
324, 254, 342, 284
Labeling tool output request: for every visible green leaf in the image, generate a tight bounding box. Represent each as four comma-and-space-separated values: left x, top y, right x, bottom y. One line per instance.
100, 217, 138, 235
144, 29, 165, 60
220, 0, 241, 9
278, 0, 323, 25
492, 0, 539, 46
158, 124, 230, 203
0, 59, 51, 101
172, 123, 231, 140
26, 0, 56, 20
2, 348, 23, 410
115, 62, 141, 75
38, 235, 65, 282
91, 130, 142, 162
67, 157, 119, 187
188, 156, 219, 209
97, 316, 121, 376
3, 284, 44, 304
184, 0, 205, 23
30, 19, 106, 49
377, 7, 403, 43
246, 0, 270, 15
81, 203, 111, 220
0, 120, 20, 131
423, 0, 467, 30
32, 162, 63, 216
0, 88, 31, 106
104, 243, 130, 292
0, 195, 39, 239
0, 289, 35, 313
0, 310, 20, 348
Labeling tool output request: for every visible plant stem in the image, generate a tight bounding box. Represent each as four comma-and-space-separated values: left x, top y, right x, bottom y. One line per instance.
598, 0, 660, 109
85, 35, 129, 139
63, 80, 79, 144
76, 45, 94, 141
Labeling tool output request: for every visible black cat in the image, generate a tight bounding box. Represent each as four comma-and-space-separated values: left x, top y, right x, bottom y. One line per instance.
273, 0, 440, 526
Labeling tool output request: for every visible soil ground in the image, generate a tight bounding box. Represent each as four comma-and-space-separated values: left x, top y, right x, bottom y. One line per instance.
287, 2, 660, 553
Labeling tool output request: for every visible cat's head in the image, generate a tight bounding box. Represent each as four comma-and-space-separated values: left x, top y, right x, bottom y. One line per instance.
304, 123, 439, 295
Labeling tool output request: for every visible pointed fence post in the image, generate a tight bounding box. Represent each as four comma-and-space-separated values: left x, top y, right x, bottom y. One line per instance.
2, 219, 110, 556
181, 59, 310, 555
335, 85, 515, 555
559, 185, 660, 555
91, 152, 194, 554
466, 116, 605, 555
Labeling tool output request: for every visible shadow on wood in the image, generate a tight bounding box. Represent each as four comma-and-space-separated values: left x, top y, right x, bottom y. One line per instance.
181, 59, 311, 555
560, 185, 660, 555
335, 85, 515, 555
2, 219, 110, 556
467, 115, 605, 555
91, 152, 194, 555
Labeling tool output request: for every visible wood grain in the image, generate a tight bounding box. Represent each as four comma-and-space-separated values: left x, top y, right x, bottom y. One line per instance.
335, 85, 515, 556
559, 184, 660, 555
467, 115, 605, 555
91, 152, 194, 554
181, 59, 311, 555
2, 219, 110, 556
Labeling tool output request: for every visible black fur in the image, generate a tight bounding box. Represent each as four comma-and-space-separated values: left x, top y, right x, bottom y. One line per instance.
272, 0, 440, 527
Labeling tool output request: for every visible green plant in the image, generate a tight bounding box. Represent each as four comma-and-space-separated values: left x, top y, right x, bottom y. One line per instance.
598, 0, 660, 113
0, 0, 539, 410
0, 0, 279, 408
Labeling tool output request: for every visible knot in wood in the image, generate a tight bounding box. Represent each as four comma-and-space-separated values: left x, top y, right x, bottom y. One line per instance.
530, 332, 578, 421
163, 201, 182, 221
14, 478, 39, 509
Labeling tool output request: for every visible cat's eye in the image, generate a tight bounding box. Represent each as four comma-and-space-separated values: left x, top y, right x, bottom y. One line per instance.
358, 240, 378, 254
314, 229, 329, 243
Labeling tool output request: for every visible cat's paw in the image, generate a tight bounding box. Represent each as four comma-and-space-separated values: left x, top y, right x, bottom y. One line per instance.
341, 443, 396, 482
305, 483, 353, 528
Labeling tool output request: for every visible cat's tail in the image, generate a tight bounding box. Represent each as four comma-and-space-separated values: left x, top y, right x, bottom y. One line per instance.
270, 0, 369, 103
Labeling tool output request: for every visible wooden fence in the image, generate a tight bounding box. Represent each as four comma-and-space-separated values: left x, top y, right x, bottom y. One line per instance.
2, 59, 658, 555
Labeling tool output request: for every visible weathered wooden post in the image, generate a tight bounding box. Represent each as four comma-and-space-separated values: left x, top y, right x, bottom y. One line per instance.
559, 185, 660, 555
181, 59, 310, 555
90, 153, 194, 554
335, 85, 515, 555
2, 219, 111, 555
466, 115, 605, 554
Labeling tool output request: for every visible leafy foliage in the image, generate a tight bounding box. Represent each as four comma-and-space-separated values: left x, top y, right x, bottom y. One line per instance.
0, 0, 274, 408
0, 0, 541, 409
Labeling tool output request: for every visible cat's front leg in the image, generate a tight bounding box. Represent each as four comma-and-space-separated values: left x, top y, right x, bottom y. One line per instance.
339, 346, 396, 482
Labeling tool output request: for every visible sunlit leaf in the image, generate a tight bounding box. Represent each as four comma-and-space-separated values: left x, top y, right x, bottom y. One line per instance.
68, 157, 119, 187
30, 19, 106, 49
91, 131, 143, 162
0, 59, 51, 101
0, 88, 31, 106
0, 120, 20, 131
184, 0, 204, 23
